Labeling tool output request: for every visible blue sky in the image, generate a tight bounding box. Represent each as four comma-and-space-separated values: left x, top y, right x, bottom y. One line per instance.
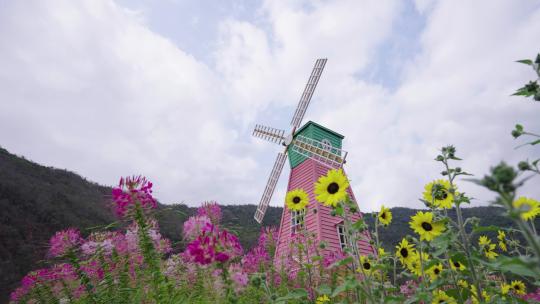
0, 0, 539, 212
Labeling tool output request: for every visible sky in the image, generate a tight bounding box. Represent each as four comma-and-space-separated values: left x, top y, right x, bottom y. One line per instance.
0, 0, 539, 213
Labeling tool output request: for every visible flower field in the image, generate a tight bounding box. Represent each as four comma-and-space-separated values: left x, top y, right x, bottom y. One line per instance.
8, 56, 540, 303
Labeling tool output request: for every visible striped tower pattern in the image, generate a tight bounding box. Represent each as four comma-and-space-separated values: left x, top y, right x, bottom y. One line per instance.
273, 121, 375, 266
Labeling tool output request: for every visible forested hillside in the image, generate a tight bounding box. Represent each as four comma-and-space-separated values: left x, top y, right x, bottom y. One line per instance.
1, 146, 537, 302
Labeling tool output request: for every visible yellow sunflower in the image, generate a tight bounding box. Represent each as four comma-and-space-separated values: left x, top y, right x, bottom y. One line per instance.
378, 205, 392, 226
406, 256, 423, 276
314, 169, 349, 207
427, 263, 443, 281
378, 247, 386, 257
432, 290, 456, 304
501, 283, 511, 296
423, 179, 455, 209
285, 189, 309, 211
409, 211, 445, 241
457, 280, 469, 288
510, 280, 526, 295
497, 230, 506, 241
512, 196, 540, 220
478, 236, 498, 259
396, 239, 415, 265
316, 295, 330, 304
470, 286, 490, 304
449, 259, 466, 271
358, 255, 373, 275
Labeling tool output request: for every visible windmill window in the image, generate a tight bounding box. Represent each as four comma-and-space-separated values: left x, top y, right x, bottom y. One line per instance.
337, 224, 350, 251
321, 138, 332, 151
291, 209, 305, 234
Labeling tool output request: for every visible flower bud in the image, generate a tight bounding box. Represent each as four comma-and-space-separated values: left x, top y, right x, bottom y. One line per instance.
518, 161, 531, 171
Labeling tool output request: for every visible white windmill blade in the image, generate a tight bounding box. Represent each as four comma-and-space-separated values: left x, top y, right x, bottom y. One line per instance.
253, 124, 286, 145
291, 135, 348, 169
290, 58, 328, 129
254, 152, 287, 223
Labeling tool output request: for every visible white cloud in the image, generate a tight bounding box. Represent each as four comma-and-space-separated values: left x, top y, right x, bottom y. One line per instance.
0, 0, 538, 215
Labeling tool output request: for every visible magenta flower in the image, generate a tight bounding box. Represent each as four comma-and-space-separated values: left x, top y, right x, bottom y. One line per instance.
186, 225, 243, 265
229, 263, 248, 292
48, 228, 82, 258
197, 201, 222, 225
182, 215, 212, 240
112, 175, 157, 218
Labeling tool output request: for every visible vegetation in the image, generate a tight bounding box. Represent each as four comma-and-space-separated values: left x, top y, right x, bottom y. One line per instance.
3, 53, 540, 303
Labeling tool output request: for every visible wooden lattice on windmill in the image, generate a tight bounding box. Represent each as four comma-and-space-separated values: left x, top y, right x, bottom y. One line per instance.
252, 58, 375, 265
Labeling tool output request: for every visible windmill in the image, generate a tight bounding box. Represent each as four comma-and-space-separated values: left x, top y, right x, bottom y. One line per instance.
252, 58, 374, 264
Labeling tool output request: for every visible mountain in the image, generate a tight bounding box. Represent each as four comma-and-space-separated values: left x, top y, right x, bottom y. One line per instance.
0, 146, 537, 302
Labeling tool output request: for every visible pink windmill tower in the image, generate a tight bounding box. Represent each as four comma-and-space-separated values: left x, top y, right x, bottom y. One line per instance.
252, 59, 375, 266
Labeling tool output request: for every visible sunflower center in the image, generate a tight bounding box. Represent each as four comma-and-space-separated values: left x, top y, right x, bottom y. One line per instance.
421, 222, 433, 231
363, 262, 371, 270
453, 262, 460, 268
438, 300, 445, 304
434, 191, 448, 201
292, 196, 301, 204
327, 182, 340, 194
400, 248, 408, 258
514, 285, 520, 291
381, 213, 386, 219
434, 268, 440, 275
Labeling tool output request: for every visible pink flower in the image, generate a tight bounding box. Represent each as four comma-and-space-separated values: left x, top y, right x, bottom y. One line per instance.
186, 225, 243, 265
197, 201, 222, 225
81, 231, 118, 256
48, 228, 82, 258
182, 215, 212, 240
112, 175, 157, 218
229, 263, 248, 292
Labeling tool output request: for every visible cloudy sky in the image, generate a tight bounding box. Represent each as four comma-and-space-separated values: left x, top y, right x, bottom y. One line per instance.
1, 0, 539, 212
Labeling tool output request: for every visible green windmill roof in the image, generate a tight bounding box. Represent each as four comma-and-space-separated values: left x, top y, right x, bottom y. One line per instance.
294, 121, 344, 139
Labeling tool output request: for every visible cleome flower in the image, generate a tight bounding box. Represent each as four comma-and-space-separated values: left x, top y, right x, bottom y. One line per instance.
423, 179, 455, 209
285, 188, 309, 211
512, 196, 540, 221
409, 211, 445, 241
48, 228, 82, 258
197, 201, 223, 225
378, 205, 392, 226
314, 168, 349, 207
112, 175, 157, 218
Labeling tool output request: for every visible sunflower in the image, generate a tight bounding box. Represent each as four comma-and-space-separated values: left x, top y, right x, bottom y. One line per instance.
396, 239, 415, 265
378, 205, 392, 226
358, 255, 373, 275
470, 286, 490, 304
316, 295, 330, 304
501, 283, 511, 296
512, 197, 540, 221
497, 230, 506, 241
457, 280, 469, 288
449, 259, 466, 271
423, 179, 455, 209
285, 189, 309, 211
378, 247, 386, 257
427, 263, 443, 281
406, 256, 422, 276
498, 241, 507, 252
510, 280, 526, 295
314, 169, 349, 207
478, 236, 498, 259
432, 290, 457, 304
409, 211, 445, 241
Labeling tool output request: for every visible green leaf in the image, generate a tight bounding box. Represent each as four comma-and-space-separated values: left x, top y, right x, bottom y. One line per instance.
275, 288, 308, 302
472, 225, 501, 233
477, 256, 540, 278
529, 139, 540, 145
516, 59, 533, 65
316, 285, 332, 295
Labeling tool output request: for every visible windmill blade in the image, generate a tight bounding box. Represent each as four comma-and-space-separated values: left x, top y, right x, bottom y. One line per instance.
253, 124, 286, 145
290, 58, 328, 129
254, 152, 287, 223
291, 135, 347, 168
